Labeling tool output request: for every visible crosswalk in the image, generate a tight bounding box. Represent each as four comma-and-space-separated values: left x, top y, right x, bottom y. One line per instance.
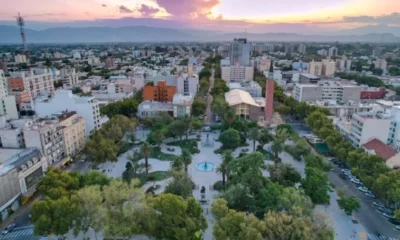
0, 227, 34, 240
367, 233, 399, 240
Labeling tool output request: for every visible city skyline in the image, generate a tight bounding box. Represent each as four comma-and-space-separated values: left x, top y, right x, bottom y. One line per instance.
0, 0, 400, 33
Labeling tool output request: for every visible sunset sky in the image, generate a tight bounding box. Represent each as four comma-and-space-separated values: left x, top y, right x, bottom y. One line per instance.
1, 0, 400, 32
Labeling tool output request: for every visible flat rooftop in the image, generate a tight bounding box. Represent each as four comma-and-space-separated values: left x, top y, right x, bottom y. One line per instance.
0, 148, 41, 175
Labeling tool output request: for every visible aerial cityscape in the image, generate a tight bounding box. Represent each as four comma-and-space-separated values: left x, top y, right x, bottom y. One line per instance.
1, 1, 400, 240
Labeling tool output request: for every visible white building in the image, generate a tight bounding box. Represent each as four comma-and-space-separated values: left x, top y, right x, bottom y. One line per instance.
0, 126, 25, 148
173, 93, 194, 118
87, 56, 101, 66
60, 67, 79, 86
298, 44, 306, 54
221, 65, 254, 82
35, 90, 108, 136
349, 111, 391, 148
177, 74, 199, 95
317, 49, 328, 56
328, 47, 338, 57
73, 52, 81, 60
228, 81, 262, 98
14, 54, 27, 64
373, 59, 388, 71
23, 118, 65, 165
0, 70, 18, 119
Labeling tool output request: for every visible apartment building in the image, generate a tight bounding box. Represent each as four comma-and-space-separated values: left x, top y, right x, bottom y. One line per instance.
0, 148, 47, 222
177, 74, 199, 96
321, 60, 336, 77
14, 54, 27, 63
298, 44, 306, 54
373, 59, 388, 71
0, 70, 19, 119
23, 118, 65, 165
328, 47, 338, 57
228, 81, 262, 98
172, 93, 194, 118
59, 67, 79, 86
336, 59, 352, 71
294, 81, 362, 103
349, 111, 391, 147
34, 90, 107, 136
230, 38, 251, 66
0, 125, 25, 148
308, 61, 323, 76
221, 65, 254, 82
312, 100, 374, 119
143, 80, 176, 102
8, 68, 54, 99
55, 111, 86, 156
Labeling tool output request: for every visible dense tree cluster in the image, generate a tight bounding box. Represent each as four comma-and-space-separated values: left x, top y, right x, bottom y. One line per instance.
336, 72, 385, 87
31, 168, 206, 239
100, 90, 143, 118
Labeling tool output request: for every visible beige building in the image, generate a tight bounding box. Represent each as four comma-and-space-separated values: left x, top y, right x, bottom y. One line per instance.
221, 65, 254, 82
55, 111, 86, 156
225, 89, 265, 122
322, 60, 336, 77
14, 54, 27, 64
308, 61, 323, 76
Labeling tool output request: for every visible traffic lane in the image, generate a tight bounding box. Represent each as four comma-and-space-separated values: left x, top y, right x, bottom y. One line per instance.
328, 168, 400, 238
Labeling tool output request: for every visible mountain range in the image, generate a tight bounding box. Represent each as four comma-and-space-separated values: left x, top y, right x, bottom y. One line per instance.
1, 25, 400, 44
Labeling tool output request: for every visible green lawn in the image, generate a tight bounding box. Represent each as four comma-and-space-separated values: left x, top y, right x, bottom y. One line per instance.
147, 171, 171, 181
150, 148, 178, 161
167, 139, 200, 154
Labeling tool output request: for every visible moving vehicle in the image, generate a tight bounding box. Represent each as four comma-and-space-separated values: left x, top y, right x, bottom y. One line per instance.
2, 223, 16, 235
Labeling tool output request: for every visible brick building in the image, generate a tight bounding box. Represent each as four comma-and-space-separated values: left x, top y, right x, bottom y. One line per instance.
360, 87, 386, 100
143, 81, 176, 102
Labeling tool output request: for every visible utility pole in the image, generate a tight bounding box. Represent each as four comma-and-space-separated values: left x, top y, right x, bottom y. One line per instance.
16, 13, 29, 61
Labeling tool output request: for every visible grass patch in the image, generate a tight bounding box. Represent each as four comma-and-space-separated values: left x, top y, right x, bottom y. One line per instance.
167, 139, 200, 154
147, 171, 171, 181
150, 148, 178, 161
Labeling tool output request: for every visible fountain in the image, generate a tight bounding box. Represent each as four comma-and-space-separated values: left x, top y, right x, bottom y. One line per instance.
196, 161, 215, 172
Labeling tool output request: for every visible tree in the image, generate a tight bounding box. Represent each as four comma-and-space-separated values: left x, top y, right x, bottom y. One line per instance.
219, 128, 241, 149
85, 135, 119, 167
215, 150, 234, 188
170, 156, 184, 170
122, 152, 146, 183
164, 172, 194, 199
36, 168, 80, 199
304, 154, 331, 172
263, 211, 313, 240
257, 128, 273, 148
140, 142, 153, 175
248, 128, 260, 152
275, 105, 291, 116
183, 115, 192, 140
212, 96, 229, 118
268, 163, 302, 187
224, 109, 236, 128
181, 149, 192, 173
301, 167, 330, 204
100, 98, 139, 118
168, 120, 186, 140
192, 97, 206, 116
153, 130, 165, 148
152, 194, 207, 240
337, 196, 360, 215
192, 118, 203, 133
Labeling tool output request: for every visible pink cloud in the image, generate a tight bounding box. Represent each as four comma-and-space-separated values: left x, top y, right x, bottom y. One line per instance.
156, 0, 220, 19
119, 5, 133, 14
136, 4, 160, 17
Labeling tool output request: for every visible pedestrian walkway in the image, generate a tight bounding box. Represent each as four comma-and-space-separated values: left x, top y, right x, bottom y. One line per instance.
0, 226, 34, 239
366, 233, 399, 240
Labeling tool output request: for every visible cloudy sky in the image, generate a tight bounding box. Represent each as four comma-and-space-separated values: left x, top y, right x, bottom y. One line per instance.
1, 0, 400, 33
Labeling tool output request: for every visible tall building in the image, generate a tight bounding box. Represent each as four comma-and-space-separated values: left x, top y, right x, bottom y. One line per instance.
0, 148, 47, 221
143, 80, 176, 102
14, 54, 27, 64
372, 47, 383, 58
59, 67, 79, 86
172, 94, 194, 118
55, 111, 86, 156
23, 118, 65, 165
308, 61, 323, 76
328, 47, 338, 57
0, 70, 18, 119
35, 90, 108, 136
321, 60, 336, 77
297, 44, 306, 54
177, 74, 199, 96
221, 65, 254, 82
230, 38, 251, 66
105, 57, 114, 69
8, 68, 54, 99
284, 44, 295, 55
265, 62, 275, 122
373, 59, 388, 71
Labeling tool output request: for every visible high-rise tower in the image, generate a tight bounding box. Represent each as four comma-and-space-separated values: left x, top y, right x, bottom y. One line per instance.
265, 61, 275, 122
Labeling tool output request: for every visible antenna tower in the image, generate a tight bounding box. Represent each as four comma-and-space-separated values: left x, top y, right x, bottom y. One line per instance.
16, 13, 29, 59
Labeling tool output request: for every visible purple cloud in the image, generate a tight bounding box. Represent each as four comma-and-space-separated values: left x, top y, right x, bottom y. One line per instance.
137, 4, 160, 17
156, 0, 220, 19
119, 5, 133, 14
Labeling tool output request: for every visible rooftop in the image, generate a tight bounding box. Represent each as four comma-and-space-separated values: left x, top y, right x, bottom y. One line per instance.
138, 101, 173, 111
225, 89, 259, 107
173, 93, 194, 105
363, 138, 398, 160
0, 148, 41, 175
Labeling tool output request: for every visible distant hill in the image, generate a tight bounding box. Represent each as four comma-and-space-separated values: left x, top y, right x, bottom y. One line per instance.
1, 25, 399, 43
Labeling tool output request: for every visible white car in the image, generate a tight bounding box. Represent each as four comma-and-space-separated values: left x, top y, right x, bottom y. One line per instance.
395, 225, 400, 231
350, 178, 361, 185
2, 223, 15, 235
358, 186, 369, 193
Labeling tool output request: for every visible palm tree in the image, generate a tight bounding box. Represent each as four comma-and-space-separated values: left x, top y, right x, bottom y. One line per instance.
170, 157, 184, 170
216, 150, 233, 188
248, 128, 260, 152
140, 142, 153, 175
181, 149, 192, 174
270, 129, 288, 167
153, 130, 165, 149
183, 115, 192, 140
225, 109, 236, 128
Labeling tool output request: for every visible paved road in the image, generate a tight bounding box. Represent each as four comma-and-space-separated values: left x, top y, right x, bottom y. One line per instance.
0, 226, 36, 240
329, 166, 400, 239
205, 68, 215, 125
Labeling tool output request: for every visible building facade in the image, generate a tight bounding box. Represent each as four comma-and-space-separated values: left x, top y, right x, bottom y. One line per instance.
8, 68, 54, 99
56, 112, 86, 156
230, 38, 251, 66
221, 65, 254, 82
172, 94, 193, 118
177, 74, 199, 96
228, 81, 262, 98
143, 81, 176, 102
0, 70, 19, 119
349, 112, 391, 147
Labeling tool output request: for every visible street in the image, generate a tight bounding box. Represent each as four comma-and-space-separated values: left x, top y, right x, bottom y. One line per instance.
205, 68, 215, 125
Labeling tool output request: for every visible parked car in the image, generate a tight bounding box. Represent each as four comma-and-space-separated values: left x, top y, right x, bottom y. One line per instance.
395, 225, 400, 231
364, 192, 376, 198
378, 207, 394, 214
388, 218, 400, 225
340, 168, 351, 174
2, 223, 16, 235
382, 212, 396, 220
340, 172, 347, 179
373, 201, 386, 208
358, 187, 369, 193
350, 178, 362, 185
